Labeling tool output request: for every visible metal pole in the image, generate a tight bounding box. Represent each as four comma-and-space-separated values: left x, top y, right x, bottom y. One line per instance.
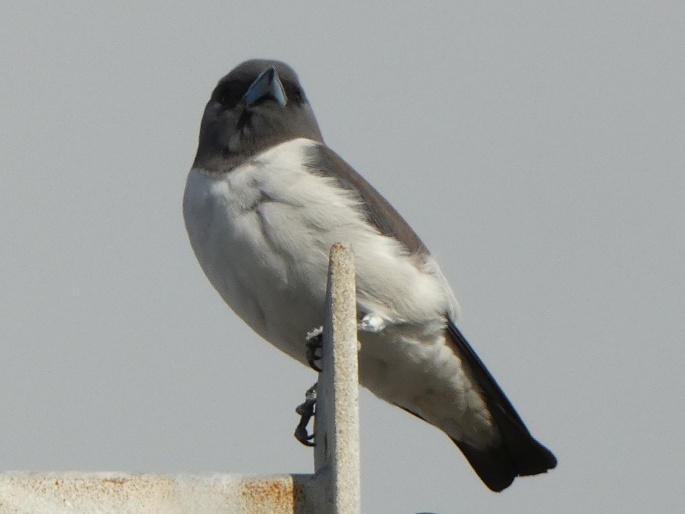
312, 243, 361, 514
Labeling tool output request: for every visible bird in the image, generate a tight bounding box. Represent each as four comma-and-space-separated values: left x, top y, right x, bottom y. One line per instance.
183, 59, 556, 492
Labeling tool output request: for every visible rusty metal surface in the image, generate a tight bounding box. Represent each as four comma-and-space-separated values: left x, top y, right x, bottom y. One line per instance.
0, 472, 312, 514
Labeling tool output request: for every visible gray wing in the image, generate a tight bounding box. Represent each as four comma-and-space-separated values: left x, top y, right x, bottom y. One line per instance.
304, 143, 429, 256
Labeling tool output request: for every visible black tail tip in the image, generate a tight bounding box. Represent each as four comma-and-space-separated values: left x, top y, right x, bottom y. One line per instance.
454, 437, 557, 492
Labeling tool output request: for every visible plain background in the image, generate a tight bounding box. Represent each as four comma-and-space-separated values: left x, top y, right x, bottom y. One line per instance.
1, 2, 683, 513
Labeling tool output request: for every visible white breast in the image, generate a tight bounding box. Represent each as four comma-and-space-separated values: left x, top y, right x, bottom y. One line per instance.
184, 138, 447, 350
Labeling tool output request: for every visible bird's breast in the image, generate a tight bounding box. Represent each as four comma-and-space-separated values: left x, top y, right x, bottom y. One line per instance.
184, 138, 454, 343
182, 139, 374, 359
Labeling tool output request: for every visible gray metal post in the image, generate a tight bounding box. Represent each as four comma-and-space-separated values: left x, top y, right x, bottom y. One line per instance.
312, 243, 361, 514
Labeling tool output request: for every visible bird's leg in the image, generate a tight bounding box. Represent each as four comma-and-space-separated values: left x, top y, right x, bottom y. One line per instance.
296, 327, 322, 446
294, 383, 317, 446
305, 326, 323, 372
307, 314, 378, 373
296, 315, 376, 446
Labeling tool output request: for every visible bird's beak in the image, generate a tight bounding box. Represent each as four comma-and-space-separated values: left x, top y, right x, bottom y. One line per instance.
244, 66, 287, 107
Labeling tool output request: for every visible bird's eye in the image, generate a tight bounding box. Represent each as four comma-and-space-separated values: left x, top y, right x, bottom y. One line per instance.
215, 83, 242, 108
291, 87, 304, 103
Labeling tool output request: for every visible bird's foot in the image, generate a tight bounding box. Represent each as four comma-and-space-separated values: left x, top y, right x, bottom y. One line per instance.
306, 315, 376, 371
305, 327, 323, 372
294, 383, 317, 447
358, 313, 385, 333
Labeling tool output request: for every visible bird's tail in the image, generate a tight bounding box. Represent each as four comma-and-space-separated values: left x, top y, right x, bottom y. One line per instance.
452, 424, 556, 492
446, 321, 557, 491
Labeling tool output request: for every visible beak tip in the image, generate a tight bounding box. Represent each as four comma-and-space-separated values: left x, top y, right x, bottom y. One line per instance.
245, 66, 288, 107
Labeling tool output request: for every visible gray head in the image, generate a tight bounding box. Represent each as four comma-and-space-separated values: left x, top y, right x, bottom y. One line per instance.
193, 59, 324, 172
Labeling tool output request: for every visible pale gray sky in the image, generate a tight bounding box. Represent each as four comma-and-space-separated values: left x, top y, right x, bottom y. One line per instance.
1, 2, 683, 513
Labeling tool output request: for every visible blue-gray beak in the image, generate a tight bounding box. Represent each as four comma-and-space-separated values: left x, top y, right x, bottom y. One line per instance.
244, 66, 287, 107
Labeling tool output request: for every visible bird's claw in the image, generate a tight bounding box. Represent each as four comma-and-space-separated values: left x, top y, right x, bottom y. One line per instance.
294, 384, 317, 447
305, 327, 323, 372
358, 313, 385, 333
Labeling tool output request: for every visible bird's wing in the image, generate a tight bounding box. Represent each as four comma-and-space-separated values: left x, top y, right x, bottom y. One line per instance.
305, 143, 429, 256
306, 142, 556, 490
